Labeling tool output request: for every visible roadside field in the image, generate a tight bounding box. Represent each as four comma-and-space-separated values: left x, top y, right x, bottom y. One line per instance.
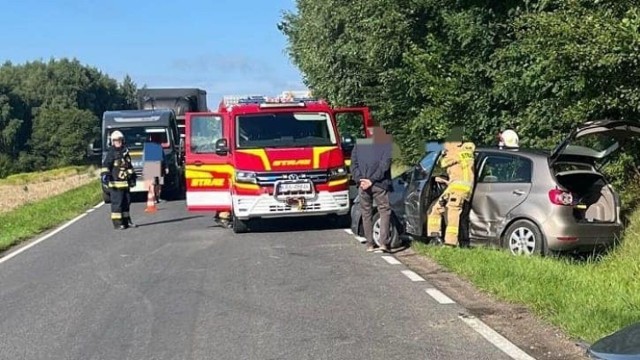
0, 166, 98, 214
0, 180, 102, 253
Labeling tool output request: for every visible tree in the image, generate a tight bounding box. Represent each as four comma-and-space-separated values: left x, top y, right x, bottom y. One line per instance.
0, 57, 136, 176
30, 105, 99, 167
281, 0, 640, 210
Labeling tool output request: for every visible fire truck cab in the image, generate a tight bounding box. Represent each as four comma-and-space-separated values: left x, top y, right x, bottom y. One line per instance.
184, 91, 373, 233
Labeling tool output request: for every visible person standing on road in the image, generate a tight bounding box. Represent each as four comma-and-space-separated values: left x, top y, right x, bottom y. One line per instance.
351, 126, 393, 253
101, 130, 138, 230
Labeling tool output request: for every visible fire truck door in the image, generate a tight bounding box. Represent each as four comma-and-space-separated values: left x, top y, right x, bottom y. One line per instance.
184, 112, 233, 212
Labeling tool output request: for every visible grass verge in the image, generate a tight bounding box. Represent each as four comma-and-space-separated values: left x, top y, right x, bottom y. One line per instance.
0, 166, 93, 185
0, 180, 102, 252
413, 210, 640, 344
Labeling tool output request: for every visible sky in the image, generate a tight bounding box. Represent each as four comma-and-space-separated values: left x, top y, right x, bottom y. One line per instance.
0, 0, 305, 107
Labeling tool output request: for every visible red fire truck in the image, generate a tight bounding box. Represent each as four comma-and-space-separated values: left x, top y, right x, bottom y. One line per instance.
183, 91, 373, 233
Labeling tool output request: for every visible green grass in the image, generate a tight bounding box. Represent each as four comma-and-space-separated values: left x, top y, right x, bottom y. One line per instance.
0, 180, 103, 252
414, 211, 640, 343
0, 166, 94, 185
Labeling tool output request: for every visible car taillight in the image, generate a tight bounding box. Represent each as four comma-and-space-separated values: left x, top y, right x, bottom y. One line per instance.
548, 189, 574, 206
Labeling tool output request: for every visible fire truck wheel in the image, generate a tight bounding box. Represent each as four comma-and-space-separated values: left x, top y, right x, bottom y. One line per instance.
232, 216, 249, 234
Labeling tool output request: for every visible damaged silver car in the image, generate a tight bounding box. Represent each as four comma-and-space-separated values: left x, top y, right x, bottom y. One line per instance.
351, 119, 640, 255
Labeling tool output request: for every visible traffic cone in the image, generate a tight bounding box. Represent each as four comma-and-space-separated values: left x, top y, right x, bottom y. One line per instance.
145, 181, 157, 213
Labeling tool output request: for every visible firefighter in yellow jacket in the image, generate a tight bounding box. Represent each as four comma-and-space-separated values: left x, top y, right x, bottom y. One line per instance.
101, 130, 138, 230
427, 127, 475, 247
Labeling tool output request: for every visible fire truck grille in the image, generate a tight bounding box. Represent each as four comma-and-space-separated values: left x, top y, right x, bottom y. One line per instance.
254, 170, 328, 186
268, 203, 322, 212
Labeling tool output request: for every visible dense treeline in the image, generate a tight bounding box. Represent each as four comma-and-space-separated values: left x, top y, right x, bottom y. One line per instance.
0, 58, 137, 178
280, 0, 640, 211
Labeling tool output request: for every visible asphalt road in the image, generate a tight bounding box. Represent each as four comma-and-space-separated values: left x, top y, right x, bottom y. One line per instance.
0, 199, 519, 360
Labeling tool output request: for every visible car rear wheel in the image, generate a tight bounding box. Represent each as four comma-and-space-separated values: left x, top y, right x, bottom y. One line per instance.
503, 219, 545, 256
373, 212, 400, 249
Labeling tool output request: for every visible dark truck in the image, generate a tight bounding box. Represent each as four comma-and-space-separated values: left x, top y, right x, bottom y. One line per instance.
136, 88, 208, 142
99, 109, 185, 203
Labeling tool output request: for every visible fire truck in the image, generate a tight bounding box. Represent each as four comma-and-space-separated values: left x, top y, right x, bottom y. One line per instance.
183, 91, 373, 233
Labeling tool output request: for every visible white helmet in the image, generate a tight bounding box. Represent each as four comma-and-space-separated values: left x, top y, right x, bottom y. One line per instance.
500, 129, 519, 148
110, 130, 124, 141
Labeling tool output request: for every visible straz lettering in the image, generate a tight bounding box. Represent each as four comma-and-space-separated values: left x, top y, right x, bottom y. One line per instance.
459, 152, 473, 160
190, 178, 225, 187
272, 159, 312, 166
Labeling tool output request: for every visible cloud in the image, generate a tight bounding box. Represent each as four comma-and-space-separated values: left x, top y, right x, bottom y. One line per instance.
170, 54, 274, 75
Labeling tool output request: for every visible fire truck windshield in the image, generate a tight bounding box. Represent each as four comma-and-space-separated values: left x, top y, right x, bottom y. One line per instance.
236, 112, 337, 149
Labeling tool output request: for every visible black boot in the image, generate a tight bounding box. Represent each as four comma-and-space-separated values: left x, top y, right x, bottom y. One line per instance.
124, 217, 137, 228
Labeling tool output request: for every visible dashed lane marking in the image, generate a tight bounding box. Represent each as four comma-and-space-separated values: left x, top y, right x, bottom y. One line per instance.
425, 288, 455, 304
401, 270, 426, 282
459, 314, 537, 360
381, 256, 402, 265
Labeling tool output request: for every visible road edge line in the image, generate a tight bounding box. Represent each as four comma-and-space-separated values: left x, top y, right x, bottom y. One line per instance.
0, 201, 104, 265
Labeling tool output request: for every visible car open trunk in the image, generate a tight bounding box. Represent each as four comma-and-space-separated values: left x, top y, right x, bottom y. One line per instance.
554, 170, 617, 223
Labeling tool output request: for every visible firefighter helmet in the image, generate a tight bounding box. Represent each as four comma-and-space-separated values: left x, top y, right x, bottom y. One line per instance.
110, 130, 124, 141
500, 129, 519, 148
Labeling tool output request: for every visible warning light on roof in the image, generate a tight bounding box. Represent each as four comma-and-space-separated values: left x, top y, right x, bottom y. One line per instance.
221, 90, 319, 108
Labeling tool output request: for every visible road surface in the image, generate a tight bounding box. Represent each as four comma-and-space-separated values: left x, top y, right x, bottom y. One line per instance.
0, 199, 526, 360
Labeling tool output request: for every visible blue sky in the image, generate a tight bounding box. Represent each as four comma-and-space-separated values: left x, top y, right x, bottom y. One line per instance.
0, 0, 305, 107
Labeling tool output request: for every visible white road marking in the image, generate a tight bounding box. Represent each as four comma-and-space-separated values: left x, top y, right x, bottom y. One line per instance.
343, 229, 353, 235
401, 270, 426, 282
459, 314, 537, 360
381, 256, 402, 265
355, 236, 367, 243
0, 202, 104, 265
425, 288, 455, 304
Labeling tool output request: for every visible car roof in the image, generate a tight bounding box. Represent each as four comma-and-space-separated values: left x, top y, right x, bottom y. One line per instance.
475, 146, 551, 160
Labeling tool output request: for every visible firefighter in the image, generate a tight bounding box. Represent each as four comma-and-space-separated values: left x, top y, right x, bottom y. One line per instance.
498, 129, 519, 149
427, 126, 476, 247
101, 130, 137, 230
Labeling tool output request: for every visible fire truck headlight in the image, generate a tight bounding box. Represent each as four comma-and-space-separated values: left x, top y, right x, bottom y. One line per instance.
235, 170, 257, 183
328, 166, 347, 180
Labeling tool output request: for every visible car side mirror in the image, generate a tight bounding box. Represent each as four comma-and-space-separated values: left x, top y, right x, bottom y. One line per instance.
341, 134, 355, 155
215, 138, 229, 156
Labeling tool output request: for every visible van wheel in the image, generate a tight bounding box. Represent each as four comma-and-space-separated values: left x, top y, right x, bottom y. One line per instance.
102, 191, 111, 204
232, 216, 249, 234
503, 220, 546, 256
373, 211, 400, 249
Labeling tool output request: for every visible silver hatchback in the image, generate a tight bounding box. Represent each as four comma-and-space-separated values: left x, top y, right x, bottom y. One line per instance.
351, 119, 640, 255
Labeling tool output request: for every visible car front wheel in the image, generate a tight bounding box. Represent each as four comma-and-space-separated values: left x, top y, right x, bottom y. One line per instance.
373, 212, 400, 249
503, 219, 546, 256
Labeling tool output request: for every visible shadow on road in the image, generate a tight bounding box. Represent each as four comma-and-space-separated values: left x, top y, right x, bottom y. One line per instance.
136, 215, 204, 228
241, 217, 348, 233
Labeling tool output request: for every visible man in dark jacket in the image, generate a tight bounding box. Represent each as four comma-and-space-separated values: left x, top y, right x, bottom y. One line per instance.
351, 126, 393, 252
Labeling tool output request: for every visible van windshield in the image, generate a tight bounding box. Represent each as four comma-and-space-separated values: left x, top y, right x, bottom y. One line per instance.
236, 112, 337, 149
107, 127, 171, 149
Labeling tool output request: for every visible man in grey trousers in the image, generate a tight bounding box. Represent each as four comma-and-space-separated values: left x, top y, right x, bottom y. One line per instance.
351, 126, 393, 252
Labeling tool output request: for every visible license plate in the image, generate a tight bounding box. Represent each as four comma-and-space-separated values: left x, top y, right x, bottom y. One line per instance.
278, 182, 311, 192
